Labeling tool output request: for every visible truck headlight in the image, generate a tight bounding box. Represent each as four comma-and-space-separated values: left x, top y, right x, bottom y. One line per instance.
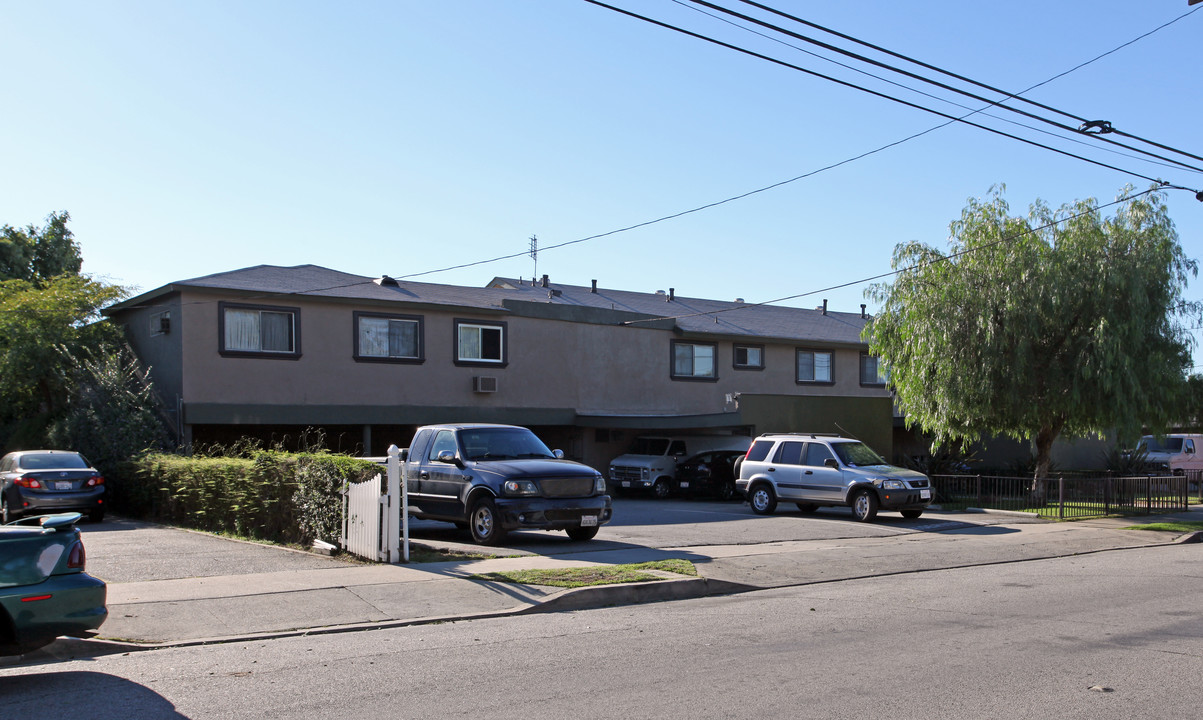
594, 474, 606, 494
641, 468, 650, 480
504, 480, 539, 496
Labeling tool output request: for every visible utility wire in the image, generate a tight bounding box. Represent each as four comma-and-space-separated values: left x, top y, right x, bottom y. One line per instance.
581, 0, 1178, 187
673, 0, 1202, 175
732, 0, 1203, 165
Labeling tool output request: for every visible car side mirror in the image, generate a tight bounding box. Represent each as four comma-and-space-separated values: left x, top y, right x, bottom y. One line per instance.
824, 458, 839, 469
553, 449, 564, 459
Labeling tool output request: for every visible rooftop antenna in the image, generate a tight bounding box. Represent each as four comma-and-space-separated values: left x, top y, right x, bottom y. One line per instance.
529, 234, 538, 281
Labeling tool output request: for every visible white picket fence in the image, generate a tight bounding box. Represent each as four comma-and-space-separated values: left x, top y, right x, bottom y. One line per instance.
342, 474, 386, 561
340, 445, 408, 563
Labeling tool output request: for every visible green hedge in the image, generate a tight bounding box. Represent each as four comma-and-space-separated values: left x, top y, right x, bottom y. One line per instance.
111, 451, 380, 546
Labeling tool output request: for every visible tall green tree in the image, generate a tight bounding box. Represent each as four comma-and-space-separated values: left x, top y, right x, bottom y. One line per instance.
0, 210, 82, 282
866, 185, 1197, 485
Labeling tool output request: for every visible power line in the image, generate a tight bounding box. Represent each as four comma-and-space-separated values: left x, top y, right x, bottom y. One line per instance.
581, 0, 1185, 188
673, 0, 1203, 175
729, 0, 1203, 166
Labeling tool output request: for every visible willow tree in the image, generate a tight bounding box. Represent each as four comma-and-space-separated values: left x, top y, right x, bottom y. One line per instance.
865, 185, 1197, 486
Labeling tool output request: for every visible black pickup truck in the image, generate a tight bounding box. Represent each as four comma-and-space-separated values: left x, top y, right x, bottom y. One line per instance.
403, 423, 612, 545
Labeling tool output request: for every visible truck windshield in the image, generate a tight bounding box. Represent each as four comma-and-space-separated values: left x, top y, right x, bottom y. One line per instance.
459, 428, 554, 461
1139, 436, 1183, 453
832, 442, 887, 467
629, 438, 670, 456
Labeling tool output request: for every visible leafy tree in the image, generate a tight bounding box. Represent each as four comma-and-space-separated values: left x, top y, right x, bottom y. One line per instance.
866, 185, 1197, 488
48, 347, 170, 477
0, 210, 82, 282
0, 275, 127, 445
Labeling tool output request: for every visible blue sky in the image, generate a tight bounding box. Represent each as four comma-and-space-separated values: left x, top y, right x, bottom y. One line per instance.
4, 1, 1202, 361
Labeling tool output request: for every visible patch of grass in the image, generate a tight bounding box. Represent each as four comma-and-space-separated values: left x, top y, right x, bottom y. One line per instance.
1124, 521, 1203, 533
471, 559, 697, 588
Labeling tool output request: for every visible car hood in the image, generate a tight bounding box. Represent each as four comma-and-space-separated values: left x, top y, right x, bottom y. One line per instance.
469, 458, 599, 479
845, 464, 928, 480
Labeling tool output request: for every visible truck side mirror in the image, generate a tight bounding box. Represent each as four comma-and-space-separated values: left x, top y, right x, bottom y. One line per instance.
436, 451, 462, 467
553, 449, 564, 459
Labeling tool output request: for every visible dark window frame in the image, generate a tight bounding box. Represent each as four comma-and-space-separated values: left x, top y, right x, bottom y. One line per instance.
733, 343, 766, 371
670, 340, 719, 382
859, 352, 888, 387
795, 348, 834, 385
453, 318, 509, 368
218, 301, 302, 360
353, 311, 425, 364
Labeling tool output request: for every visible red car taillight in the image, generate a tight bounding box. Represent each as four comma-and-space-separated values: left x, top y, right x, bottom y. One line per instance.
14, 476, 43, 489
85, 474, 105, 487
67, 540, 86, 570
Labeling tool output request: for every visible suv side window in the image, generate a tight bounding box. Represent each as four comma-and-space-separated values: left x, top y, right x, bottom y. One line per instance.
428, 430, 458, 461
805, 443, 835, 467
772, 441, 805, 465
746, 440, 774, 462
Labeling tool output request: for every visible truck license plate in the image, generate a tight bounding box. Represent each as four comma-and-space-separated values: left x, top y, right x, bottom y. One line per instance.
580, 515, 598, 527
920, 489, 931, 499
679, 481, 689, 488
56, 481, 72, 490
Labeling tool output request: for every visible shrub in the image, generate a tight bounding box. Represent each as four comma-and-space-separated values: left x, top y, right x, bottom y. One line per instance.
117, 450, 379, 546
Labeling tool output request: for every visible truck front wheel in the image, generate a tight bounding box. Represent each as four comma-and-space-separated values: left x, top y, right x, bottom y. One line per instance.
652, 478, 672, 499
468, 497, 507, 545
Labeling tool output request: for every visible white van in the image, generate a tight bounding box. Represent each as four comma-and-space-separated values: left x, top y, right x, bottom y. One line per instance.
1135, 434, 1203, 474
608, 435, 752, 498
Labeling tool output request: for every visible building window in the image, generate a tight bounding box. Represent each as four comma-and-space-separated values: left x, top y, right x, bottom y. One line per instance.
672, 340, 717, 381
733, 344, 764, 370
149, 310, 171, 337
860, 353, 889, 386
219, 302, 300, 358
355, 312, 423, 363
455, 319, 507, 366
796, 349, 833, 384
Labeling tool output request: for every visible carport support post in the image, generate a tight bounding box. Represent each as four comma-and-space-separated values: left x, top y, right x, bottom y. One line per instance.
387, 445, 408, 563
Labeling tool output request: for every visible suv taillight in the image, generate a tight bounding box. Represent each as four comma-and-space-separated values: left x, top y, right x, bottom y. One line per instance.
67, 540, 86, 570
14, 476, 43, 489
85, 474, 105, 487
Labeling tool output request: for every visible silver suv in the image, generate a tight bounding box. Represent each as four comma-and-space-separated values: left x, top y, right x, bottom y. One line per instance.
735, 433, 932, 522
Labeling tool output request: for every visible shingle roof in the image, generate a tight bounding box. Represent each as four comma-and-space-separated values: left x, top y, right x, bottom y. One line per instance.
107, 265, 868, 345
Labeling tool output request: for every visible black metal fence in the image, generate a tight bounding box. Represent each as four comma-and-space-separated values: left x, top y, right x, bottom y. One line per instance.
930, 471, 1197, 520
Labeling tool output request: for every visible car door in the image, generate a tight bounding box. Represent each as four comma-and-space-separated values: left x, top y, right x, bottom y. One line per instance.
418, 429, 468, 519
767, 441, 806, 500
404, 429, 433, 513
801, 442, 845, 502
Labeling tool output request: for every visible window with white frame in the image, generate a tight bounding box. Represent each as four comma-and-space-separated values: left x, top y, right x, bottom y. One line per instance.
149, 310, 171, 337
355, 312, 422, 362
456, 320, 505, 365
859, 353, 889, 386
220, 303, 299, 357
796, 349, 833, 383
672, 340, 717, 380
733, 344, 764, 370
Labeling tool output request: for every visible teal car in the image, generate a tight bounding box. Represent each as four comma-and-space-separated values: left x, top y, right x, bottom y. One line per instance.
0, 512, 107, 655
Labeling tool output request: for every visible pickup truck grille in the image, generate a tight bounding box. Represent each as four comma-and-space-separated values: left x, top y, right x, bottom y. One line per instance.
609, 466, 642, 482
540, 477, 596, 498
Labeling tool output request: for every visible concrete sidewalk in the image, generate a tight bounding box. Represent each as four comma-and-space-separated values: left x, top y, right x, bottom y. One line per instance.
87, 509, 1203, 650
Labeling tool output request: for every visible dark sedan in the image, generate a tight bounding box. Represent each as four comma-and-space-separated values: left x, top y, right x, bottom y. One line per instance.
673, 450, 745, 500
0, 450, 106, 524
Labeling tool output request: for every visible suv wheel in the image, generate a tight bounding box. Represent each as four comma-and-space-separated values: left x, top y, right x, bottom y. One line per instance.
468, 497, 507, 545
749, 483, 777, 515
851, 490, 879, 522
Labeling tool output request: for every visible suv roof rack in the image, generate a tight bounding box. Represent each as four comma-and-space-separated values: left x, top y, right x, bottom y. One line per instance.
768, 432, 842, 439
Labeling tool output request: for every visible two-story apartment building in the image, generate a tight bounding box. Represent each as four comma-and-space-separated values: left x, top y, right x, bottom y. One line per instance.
103, 264, 894, 470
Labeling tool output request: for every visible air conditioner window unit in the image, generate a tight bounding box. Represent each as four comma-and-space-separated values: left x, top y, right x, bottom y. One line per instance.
473, 376, 498, 393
